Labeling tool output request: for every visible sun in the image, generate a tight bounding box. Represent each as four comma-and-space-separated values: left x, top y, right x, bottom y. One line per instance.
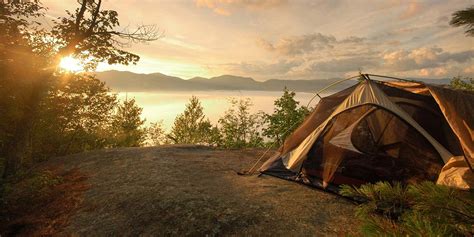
59, 56, 84, 72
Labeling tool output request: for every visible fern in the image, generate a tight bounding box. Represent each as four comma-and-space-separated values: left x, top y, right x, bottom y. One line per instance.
341, 181, 474, 236
340, 182, 412, 219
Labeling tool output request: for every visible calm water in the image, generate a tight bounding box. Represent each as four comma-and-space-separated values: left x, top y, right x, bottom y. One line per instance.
116, 90, 329, 131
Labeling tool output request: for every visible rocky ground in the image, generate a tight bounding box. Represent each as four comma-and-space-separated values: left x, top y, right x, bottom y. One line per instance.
44, 145, 359, 236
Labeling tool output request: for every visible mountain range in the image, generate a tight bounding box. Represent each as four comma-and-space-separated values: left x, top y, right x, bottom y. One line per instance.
94, 70, 451, 93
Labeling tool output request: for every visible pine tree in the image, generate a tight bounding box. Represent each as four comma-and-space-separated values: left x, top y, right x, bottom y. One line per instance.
111, 98, 146, 147
169, 96, 214, 145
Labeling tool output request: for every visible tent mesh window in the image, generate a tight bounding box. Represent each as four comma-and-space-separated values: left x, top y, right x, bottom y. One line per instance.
397, 103, 463, 156
301, 104, 444, 186
378, 82, 463, 155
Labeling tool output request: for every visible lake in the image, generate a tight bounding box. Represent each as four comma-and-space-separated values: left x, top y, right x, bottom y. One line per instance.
116, 90, 330, 131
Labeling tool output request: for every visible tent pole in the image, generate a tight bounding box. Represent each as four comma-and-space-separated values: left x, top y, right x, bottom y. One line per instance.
305, 75, 361, 108
366, 73, 420, 83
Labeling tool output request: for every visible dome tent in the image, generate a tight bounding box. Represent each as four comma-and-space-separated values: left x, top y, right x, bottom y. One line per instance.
259, 74, 474, 190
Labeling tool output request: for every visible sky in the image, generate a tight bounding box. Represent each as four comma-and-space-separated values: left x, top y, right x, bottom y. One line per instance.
43, 0, 474, 81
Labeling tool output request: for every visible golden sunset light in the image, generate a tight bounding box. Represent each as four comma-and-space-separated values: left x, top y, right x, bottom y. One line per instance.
59, 56, 84, 72
1, 0, 473, 235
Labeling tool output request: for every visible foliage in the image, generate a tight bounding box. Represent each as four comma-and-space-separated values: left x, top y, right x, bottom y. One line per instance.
450, 5, 474, 37
450, 76, 474, 91
169, 96, 217, 145
218, 98, 264, 148
0, 0, 159, 176
262, 88, 309, 146
0, 0, 50, 176
33, 74, 117, 158
146, 121, 171, 146
340, 181, 474, 236
1, 72, 148, 173
1, 171, 63, 206
110, 98, 146, 147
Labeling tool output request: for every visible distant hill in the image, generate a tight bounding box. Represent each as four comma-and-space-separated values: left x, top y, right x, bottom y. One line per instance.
94, 70, 451, 92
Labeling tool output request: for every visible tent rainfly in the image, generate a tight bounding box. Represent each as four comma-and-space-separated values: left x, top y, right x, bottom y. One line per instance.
259, 76, 474, 190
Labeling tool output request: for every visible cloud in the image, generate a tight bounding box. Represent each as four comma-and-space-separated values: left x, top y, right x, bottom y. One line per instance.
464, 64, 474, 74
223, 59, 301, 76
309, 56, 380, 73
258, 33, 365, 56
339, 36, 366, 44
399, 1, 422, 19
382, 47, 474, 71
194, 0, 287, 15
412, 65, 471, 78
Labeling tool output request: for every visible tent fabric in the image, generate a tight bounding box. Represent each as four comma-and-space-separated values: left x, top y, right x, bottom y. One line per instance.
284, 80, 452, 171
437, 156, 474, 190
260, 78, 473, 190
279, 85, 357, 155
380, 81, 430, 95
426, 85, 474, 168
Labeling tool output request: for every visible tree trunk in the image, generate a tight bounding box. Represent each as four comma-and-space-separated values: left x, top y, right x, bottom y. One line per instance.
2, 75, 48, 178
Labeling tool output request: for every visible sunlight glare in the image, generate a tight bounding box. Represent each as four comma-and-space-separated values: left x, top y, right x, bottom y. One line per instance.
59, 56, 84, 72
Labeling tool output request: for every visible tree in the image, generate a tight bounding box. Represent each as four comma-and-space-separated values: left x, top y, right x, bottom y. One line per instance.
218, 98, 264, 148
450, 5, 474, 37
263, 88, 309, 146
146, 121, 170, 146
450, 76, 474, 91
1, 0, 160, 177
33, 74, 117, 158
110, 98, 146, 147
169, 96, 214, 145
1, 0, 51, 176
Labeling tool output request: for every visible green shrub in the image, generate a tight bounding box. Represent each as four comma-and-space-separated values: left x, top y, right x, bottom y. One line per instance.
1, 170, 63, 209
341, 181, 474, 236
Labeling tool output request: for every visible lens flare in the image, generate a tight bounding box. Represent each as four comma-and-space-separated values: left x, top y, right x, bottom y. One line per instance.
59, 56, 84, 72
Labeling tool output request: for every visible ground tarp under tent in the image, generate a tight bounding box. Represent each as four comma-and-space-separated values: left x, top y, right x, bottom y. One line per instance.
259, 76, 474, 190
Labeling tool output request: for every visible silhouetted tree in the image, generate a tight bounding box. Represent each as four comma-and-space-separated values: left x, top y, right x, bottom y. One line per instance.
1, 0, 160, 177
450, 5, 474, 37
33, 75, 117, 158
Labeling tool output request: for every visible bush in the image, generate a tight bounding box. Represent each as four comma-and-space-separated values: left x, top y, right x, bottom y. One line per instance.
450, 76, 473, 91
146, 121, 171, 146
0, 171, 63, 212
218, 98, 264, 148
340, 181, 474, 236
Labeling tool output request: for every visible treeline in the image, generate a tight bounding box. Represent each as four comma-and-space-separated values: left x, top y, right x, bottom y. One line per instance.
149, 91, 309, 148
1, 74, 146, 163
0, 69, 309, 175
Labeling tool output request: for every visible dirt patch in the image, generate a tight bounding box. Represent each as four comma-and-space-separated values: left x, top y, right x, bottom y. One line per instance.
0, 167, 90, 236
33, 145, 359, 236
